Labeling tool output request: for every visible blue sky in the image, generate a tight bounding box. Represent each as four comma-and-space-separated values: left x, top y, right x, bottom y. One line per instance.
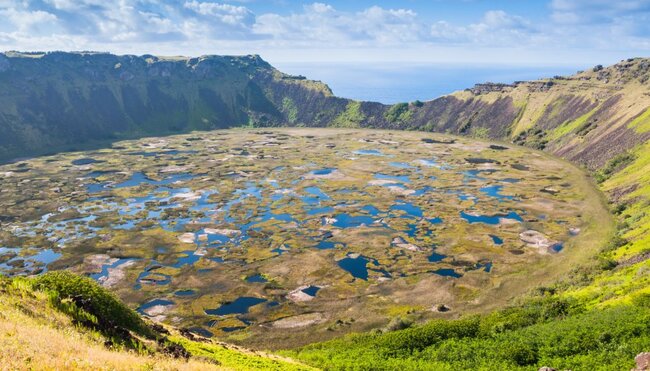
1, 0, 649, 66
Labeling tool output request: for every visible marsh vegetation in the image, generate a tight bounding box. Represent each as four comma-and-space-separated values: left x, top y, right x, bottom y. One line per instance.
0, 128, 611, 348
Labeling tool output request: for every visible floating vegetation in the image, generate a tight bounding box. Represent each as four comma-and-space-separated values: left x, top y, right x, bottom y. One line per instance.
0, 128, 596, 347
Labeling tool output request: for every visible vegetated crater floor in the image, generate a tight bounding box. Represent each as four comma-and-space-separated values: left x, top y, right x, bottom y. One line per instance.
0, 128, 612, 349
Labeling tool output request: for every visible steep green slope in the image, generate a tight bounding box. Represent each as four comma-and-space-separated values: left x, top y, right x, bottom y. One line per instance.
0, 51, 338, 161
2, 53, 647, 173
1, 52, 650, 369
408, 59, 650, 310
285, 296, 650, 370
0, 272, 313, 370
283, 60, 650, 370
285, 60, 650, 369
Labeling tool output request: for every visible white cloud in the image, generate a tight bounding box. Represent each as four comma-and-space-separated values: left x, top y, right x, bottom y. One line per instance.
253, 3, 426, 44
481, 10, 531, 30
430, 10, 537, 46
43, 0, 105, 11
0, 7, 59, 33
184, 1, 253, 26
551, 0, 650, 24
0, 1, 648, 64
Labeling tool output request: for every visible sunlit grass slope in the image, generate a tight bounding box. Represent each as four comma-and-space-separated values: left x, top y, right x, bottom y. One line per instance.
285, 295, 650, 370
0, 272, 313, 370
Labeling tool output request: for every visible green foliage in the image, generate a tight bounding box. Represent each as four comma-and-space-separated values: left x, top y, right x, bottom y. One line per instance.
288, 299, 649, 370
632, 293, 650, 308
548, 109, 595, 141
628, 106, 650, 133
602, 232, 629, 252
172, 336, 313, 370
596, 256, 618, 271
331, 101, 365, 128
384, 103, 412, 124
458, 120, 472, 134
32, 271, 155, 346
514, 127, 549, 150
1, 273, 313, 368
282, 97, 299, 124
595, 151, 636, 183
575, 117, 598, 137
470, 126, 490, 139
0, 53, 296, 162
384, 316, 415, 332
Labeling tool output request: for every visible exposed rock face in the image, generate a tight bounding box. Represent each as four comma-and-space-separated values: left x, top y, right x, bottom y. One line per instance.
287, 285, 321, 302
204, 228, 240, 237
468, 82, 514, 95
392, 237, 422, 251
271, 312, 325, 329
535, 95, 596, 131
519, 230, 562, 254
635, 352, 650, 370
620, 251, 650, 267
178, 233, 196, 244
526, 80, 555, 92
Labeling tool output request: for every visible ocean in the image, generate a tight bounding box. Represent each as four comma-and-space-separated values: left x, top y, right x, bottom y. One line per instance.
274, 63, 584, 104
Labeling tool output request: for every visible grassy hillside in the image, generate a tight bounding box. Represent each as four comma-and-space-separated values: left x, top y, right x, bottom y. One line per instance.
1, 53, 649, 369
285, 296, 650, 370
284, 61, 650, 370
0, 51, 336, 162
383, 58, 650, 321
0, 272, 313, 370
2, 52, 648, 170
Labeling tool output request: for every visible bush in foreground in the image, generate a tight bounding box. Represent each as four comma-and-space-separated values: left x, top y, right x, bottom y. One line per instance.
31, 271, 155, 348
287, 298, 650, 370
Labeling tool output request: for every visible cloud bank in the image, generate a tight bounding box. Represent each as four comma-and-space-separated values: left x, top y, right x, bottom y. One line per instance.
0, 1, 649, 64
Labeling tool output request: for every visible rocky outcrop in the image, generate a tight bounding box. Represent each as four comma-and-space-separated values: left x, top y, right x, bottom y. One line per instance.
178, 233, 196, 244
271, 312, 326, 329
468, 82, 514, 95
391, 236, 422, 251
635, 352, 650, 371
526, 80, 555, 92
519, 230, 563, 254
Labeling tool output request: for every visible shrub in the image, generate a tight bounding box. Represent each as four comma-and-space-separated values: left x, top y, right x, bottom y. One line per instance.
385, 316, 414, 332
290, 305, 649, 370
632, 293, 650, 308
594, 151, 636, 183
596, 257, 617, 271
32, 271, 155, 345
384, 103, 411, 124
500, 340, 538, 366
602, 233, 628, 252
